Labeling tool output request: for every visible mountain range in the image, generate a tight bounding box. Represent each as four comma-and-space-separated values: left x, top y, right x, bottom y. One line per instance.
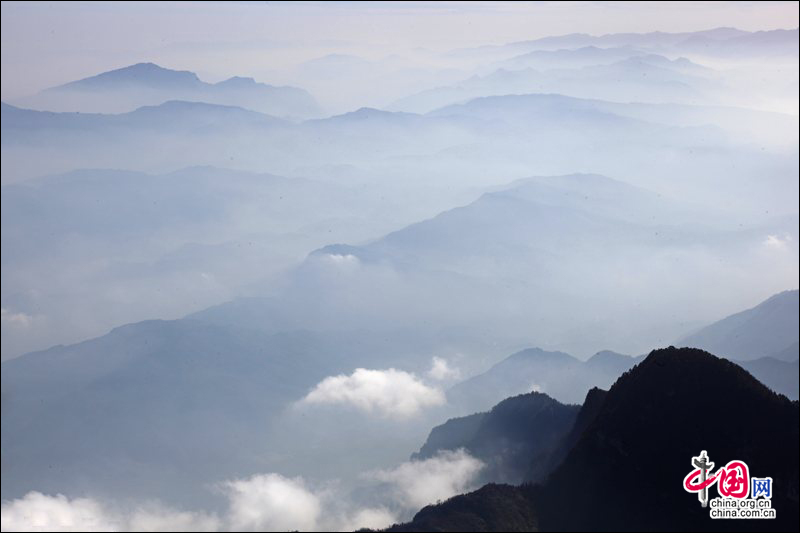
443, 290, 800, 409
11, 62, 321, 118
390, 53, 719, 113
1, 25, 797, 531
390, 347, 800, 531
452, 27, 799, 59
3, 285, 796, 506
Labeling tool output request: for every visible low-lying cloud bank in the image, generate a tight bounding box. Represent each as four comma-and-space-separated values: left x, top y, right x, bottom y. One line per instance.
366, 448, 485, 509
0, 491, 219, 532
1, 450, 483, 532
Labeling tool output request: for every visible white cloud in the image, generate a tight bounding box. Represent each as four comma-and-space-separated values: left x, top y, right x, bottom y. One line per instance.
0, 492, 117, 532
337, 507, 398, 532
324, 253, 360, 268
222, 473, 400, 532
300, 367, 445, 418
0, 308, 35, 328
0, 492, 218, 532
126, 506, 219, 532
3, 463, 462, 533
223, 473, 320, 532
1, 453, 484, 532
427, 356, 461, 381
763, 234, 792, 250
366, 449, 484, 510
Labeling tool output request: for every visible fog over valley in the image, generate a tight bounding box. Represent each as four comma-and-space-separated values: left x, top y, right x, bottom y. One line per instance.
1, 2, 798, 532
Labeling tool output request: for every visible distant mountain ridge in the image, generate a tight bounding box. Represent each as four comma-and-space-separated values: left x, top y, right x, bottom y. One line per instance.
194, 172, 797, 361
446, 347, 639, 409
679, 289, 799, 361
391, 51, 716, 113
1, 100, 286, 134
51, 62, 203, 90
452, 27, 798, 57
13, 62, 321, 118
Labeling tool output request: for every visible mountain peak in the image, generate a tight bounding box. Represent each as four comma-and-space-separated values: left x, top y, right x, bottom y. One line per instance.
586, 350, 631, 366
217, 76, 258, 87
620, 345, 761, 385
508, 347, 577, 363
124, 62, 166, 71
50, 62, 201, 91
531, 345, 799, 530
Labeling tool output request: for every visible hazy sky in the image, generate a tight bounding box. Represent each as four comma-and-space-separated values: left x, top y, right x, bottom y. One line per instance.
2, 1, 798, 100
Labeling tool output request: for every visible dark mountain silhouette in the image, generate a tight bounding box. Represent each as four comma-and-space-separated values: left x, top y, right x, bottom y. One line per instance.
387, 483, 539, 532
391, 347, 800, 531
527, 386, 608, 483
680, 289, 799, 361
413, 392, 579, 485
412, 413, 485, 461
535, 346, 799, 531
14, 62, 320, 118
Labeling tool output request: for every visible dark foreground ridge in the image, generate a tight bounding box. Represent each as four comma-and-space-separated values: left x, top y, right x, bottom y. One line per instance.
413, 391, 579, 485
388, 346, 800, 532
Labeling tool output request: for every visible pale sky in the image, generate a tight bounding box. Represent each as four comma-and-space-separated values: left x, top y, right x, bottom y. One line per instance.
2, 1, 799, 99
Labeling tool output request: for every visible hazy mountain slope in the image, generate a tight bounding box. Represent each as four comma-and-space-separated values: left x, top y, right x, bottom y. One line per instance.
451, 27, 797, 59
13, 62, 321, 118
768, 341, 800, 362
390, 54, 718, 113
192, 173, 797, 359
392, 347, 800, 531
1, 165, 395, 360
679, 289, 799, 361
443, 288, 799, 411
412, 392, 579, 485
426, 93, 797, 147
1, 319, 469, 504
499, 45, 646, 70
5, 91, 796, 222
0, 100, 478, 181
1, 100, 286, 139
0, 319, 341, 503
1, 100, 300, 181
739, 357, 799, 400
446, 348, 636, 409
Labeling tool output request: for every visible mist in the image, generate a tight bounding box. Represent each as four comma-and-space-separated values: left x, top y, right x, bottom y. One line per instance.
1, 2, 798, 531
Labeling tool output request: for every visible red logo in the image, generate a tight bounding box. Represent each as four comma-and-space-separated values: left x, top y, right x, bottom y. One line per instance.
684, 451, 750, 507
